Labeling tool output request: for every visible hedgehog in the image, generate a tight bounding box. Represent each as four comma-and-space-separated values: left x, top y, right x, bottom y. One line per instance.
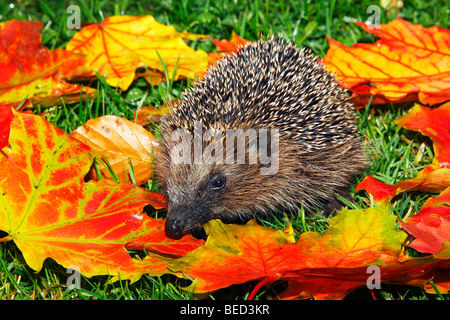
155, 36, 367, 238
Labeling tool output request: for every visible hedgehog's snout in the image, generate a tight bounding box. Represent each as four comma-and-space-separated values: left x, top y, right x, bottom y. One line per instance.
165, 203, 210, 238
165, 215, 186, 238
164, 203, 190, 238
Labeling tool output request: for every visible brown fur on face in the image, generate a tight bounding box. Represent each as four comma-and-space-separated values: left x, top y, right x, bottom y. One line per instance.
155, 36, 367, 237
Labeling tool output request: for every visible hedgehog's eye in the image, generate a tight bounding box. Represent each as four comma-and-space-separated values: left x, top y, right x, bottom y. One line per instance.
210, 176, 226, 191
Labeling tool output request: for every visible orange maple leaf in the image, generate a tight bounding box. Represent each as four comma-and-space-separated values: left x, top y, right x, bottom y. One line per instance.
195, 32, 251, 79
0, 109, 203, 281
356, 102, 450, 203
167, 206, 450, 299
133, 100, 176, 126
322, 17, 450, 105
209, 31, 250, 52
0, 20, 94, 107
66, 15, 209, 91
205, 31, 251, 69
400, 186, 450, 254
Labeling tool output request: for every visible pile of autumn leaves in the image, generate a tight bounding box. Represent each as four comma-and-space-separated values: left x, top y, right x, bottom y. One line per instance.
0, 16, 449, 300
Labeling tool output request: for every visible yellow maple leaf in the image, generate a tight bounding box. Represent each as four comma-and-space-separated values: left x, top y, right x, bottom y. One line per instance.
66, 15, 209, 90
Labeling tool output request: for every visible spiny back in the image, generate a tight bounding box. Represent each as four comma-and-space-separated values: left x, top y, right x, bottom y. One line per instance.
167, 36, 359, 152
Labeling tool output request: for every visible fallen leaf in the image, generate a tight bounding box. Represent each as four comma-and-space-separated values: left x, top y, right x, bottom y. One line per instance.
395, 103, 450, 163
0, 104, 13, 149
205, 31, 251, 70
356, 102, 450, 202
0, 109, 201, 282
125, 218, 204, 259
322, 17, 450, 105
422, 262, 450, 294
72, 115, 158, 185
209, 31, 250, 52
168, 218, 295, 295
0, 20, 95, 107
354, 176, 398, 203
281, 243, 450, 299
133, 100, 176, 126
167, 206, 450, 299
66, 15, 210, 90
208, 31, 250, 59
400, 187, 450, 254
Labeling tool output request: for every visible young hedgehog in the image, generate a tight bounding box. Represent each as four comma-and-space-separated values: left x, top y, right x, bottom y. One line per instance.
155, 36, 367, 238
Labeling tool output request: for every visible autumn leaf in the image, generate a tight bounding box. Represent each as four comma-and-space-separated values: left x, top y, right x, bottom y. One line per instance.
0, 20, 95, 107
167, 205, 450, 299
133, 100, 176, 126
66, 15, 210, 91
322, 17, 450, 105
191, 32, 251, 80
125, 218, 204, 259
400, 187, 450, 254
72, 115, 158, 185
0, 109, 207, 281
356, 102, 450, 203
395, 103, 450, 165
201, 31, 251, 78
281, 243, 450, 299
170, 206, 450, 299
355, 176, 397, 204
207, 31, 251, 63
1, 111, 448, 296
209, 31, 250, 53
0, 104, 13, 149
168, 219, 294, 295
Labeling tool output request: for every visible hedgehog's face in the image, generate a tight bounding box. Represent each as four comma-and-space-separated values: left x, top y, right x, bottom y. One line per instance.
155, 128, 267, 238
162, 165, 230, 237
154, 127, 231, 237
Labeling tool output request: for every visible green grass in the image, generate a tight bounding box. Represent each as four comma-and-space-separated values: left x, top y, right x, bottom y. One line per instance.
1, 0, 449, 300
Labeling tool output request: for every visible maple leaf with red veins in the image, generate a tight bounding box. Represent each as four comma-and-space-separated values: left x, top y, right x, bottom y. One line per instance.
356, 102, 450, 203
0, 20, 94, 107
322, 17, 450, 105
66, 15, 209, 91
168, 206, 450, 299
0, 109, 202, 281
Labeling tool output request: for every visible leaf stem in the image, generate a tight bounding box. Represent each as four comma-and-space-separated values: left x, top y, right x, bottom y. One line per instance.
247, 273, 281, 300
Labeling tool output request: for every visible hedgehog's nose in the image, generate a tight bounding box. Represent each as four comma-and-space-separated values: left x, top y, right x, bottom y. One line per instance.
165, 216, 186, 238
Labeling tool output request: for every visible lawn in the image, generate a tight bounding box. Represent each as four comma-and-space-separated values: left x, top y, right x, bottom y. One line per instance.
0, 0, 449, 300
